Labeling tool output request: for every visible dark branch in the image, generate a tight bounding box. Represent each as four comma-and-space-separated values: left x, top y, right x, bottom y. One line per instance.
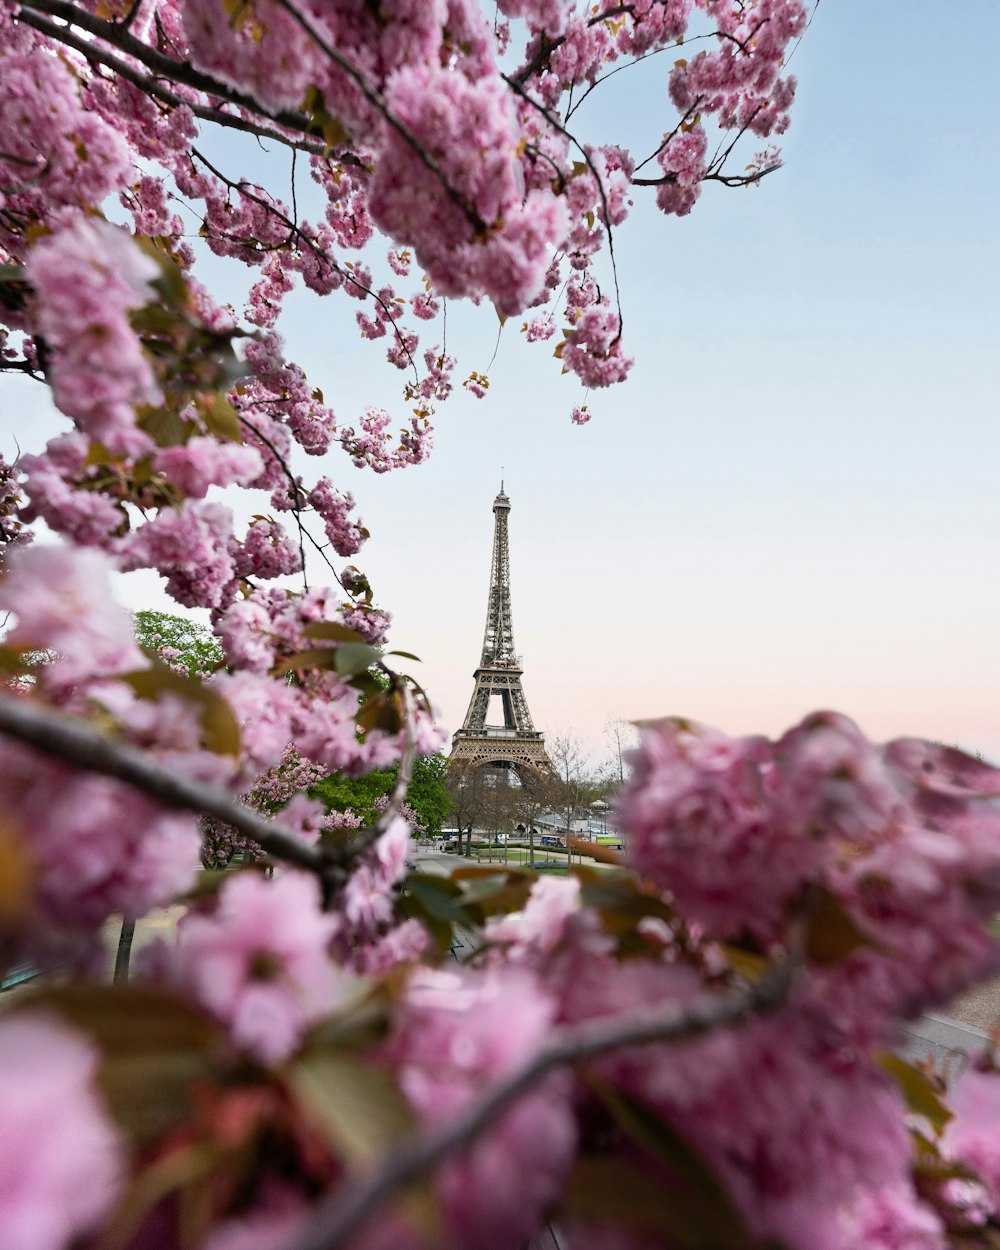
283, 953, 798, 1250
632, 163, 781, 188
0, 691, 327, 876
17, 0, 325, 136
15, 7, 330, 155
502, 73, 624, 347
268, 0, 487, 235
190, 148, 419, 378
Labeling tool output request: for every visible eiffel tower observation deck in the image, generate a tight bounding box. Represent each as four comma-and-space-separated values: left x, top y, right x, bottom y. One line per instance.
450, 486, 554, 779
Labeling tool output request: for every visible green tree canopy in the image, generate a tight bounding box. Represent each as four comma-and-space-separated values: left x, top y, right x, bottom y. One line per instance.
132, 609, 223, 678
310, 753, 452, 836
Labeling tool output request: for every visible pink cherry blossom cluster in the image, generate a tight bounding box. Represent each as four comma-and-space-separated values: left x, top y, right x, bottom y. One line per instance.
0, 1014, 122, 1250
656, 127, 709, 216
201, 744, 328, 868
338, 407, 432, 475
146, 870, 346, 1064
5, 706, 1000, 1248
28, 219, 161, 457
0, 453, 29, 558
441, 717, 1000, 1250
618, 711, 1000, 1021
1, 0, 810, 445
562, 302, 634, 388
0, 20, 131, 252
380, 964, 576, 1249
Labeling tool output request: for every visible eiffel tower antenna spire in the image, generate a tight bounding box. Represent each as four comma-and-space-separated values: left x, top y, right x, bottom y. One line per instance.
450, 488, 553, 778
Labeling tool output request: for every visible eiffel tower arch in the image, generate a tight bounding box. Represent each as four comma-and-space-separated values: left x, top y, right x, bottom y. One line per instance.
450, 486, 554, 783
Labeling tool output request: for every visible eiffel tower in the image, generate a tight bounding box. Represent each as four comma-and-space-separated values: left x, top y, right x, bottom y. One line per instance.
450, 485, 553, 779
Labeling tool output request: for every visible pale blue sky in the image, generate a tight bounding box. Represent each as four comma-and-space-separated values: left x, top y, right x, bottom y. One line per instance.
335, 2, 1000, 764
6, 2, 999, 767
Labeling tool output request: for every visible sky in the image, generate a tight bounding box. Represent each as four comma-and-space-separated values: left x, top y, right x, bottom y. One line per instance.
7, 1, 1000, 769
340, 1, 1000, 766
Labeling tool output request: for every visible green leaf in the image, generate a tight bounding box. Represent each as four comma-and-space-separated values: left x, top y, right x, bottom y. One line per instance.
288, 1050, 415, 1169
0, 645, 31, 676
0, 814, 34, 926
306, 987, 392, 1050
274, 642, 382, 679
385, 650, 422, 663
197, 391, 243, 443
399, 873, 479, 952
404, 873, 470, 924
566, 835, 621, 865
289, 1049, 440, 1237
580, 1083, 754, 1249
450, 866, 533, 914
334, 642, 383, 678
14, 984, 223, 1148
301, 86, 351, 150
878, 1053, 953, 1133
575, 867, 676, 943
803, 886, 871, 965
356, 691, 403, 736
398, 892, 453, 954
719, 943, 770, 983
21, 983, 217, 1053
453, 871, 508, 902
348, 670, 384, 698
120, 665, 241, 757
0, 262, 26, 282
137, 404, 192, 449
273, 646, 339, 676
134, 235, 189, 307
561, 1157, 750, 1248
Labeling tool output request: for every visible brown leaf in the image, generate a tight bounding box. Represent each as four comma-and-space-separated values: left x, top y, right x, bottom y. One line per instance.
121, 666, 241, 757
567, 835, 622, 865
803, 885, 871, 965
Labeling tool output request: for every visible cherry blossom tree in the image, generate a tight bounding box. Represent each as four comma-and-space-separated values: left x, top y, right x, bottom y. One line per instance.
4, 2, 1000, 1249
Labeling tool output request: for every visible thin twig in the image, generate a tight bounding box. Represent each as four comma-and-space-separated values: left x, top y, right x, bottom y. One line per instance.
15, 8, 329, 155
502, 74, 624, 348
190, 148, 419, 378
16, 0, 329, 137
235, 413, 311, 593
282, 953, 798, 1250
632, 163, 780, 188
631, 99, 702, 177
268, 0, 486, 234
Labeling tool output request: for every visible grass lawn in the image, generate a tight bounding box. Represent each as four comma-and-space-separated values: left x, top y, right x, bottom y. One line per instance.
466, 845, 597, 872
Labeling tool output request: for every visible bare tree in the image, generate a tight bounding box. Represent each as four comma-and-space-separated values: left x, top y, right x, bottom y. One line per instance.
548, 731, 594, 852
506, 768, 563, 870
605, 717, 640, 787
444, 761, 492, 855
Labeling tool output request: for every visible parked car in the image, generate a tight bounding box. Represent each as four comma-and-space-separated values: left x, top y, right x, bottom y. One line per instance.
539, 835, 563, 848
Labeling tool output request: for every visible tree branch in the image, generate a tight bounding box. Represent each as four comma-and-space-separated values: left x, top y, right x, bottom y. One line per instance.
16, 0, 327, 139
632, 163, 781, 188
501, 73, 624, 348
15, 7, 330, 155
0, 691, 327, 877
282, 953, 798, 1250
190, 147, 419, 379
267, 0, 487, 235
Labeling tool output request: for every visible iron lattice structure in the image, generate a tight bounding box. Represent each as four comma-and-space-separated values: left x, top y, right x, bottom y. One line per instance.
450, 487, 554, 778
